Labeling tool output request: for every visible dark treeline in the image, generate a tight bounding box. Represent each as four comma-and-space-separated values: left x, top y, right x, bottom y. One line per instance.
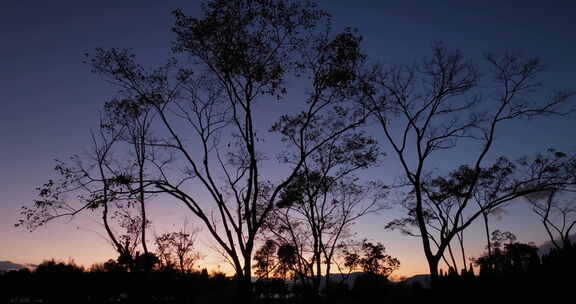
0, 258, 234, 304
13, 0, 576, 303
2, 242, 575, 303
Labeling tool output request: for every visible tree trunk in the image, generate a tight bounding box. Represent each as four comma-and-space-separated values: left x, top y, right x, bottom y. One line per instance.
415, 181, 438, 288
238, 251, 254, 304
325, 261, 331, 295
458, 236, 467, 272
139, 162, 148, 255
315, 250, 322, 298
457, 224, 467, 272
483, 213, 492, 258
427, 257, 440, 289
446, 242, 458, 271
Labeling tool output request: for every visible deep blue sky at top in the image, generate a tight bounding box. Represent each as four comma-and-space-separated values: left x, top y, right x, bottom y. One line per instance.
1, 0, 575, 274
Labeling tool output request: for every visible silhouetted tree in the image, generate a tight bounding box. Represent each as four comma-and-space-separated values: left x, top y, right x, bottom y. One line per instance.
155, 225, 201, 273
253, 239, 278, 279
526, 186, 576, 249
475, 229, 515, 275
17, 119, 152, 263
252, 240, 292, 302
265, 51, 382, 296
475, 240, 539, 276
343, 240, 399, 301
386, 154, 570, 275
540, 241, 576, 290
369, 43, 575, 284
103, 97, 162, 255
34, 260, 86, 303
269, 171, 382, 295
344, 240, 400, 277
85, 1, 374, 300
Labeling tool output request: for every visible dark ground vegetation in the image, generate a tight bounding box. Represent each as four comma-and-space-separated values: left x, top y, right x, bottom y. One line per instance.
2, 243, 574, 303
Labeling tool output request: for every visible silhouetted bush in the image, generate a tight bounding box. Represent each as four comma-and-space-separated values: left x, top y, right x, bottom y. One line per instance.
1, 248, 574, 304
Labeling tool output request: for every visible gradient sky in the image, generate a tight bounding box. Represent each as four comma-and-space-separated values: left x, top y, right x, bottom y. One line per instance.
1, 0, 575, 277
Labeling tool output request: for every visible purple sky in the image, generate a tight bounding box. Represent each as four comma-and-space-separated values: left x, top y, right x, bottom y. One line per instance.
1, 0, 575, 277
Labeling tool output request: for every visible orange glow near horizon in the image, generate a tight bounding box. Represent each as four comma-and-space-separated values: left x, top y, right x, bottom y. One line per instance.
2, 219, 430, 279
1, 195, 551, 279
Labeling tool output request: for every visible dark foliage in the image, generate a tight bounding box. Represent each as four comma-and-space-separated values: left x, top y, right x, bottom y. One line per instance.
2, 243, 576, 303
434, 242, 576, 303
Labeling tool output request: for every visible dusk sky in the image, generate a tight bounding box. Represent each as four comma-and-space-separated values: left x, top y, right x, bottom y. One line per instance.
1, 0, 575, 278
